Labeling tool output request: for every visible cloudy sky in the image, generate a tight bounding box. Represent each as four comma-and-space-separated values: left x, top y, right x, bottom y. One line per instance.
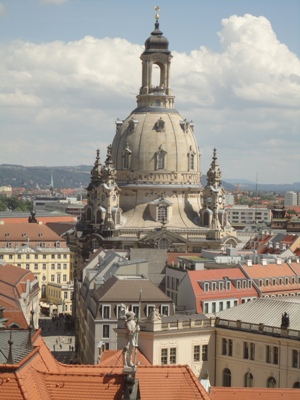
1, 0, 300, 184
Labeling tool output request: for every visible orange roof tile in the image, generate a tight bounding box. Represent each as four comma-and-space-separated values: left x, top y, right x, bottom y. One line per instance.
100, 349, 151, 367
0, 331, 211, 400
210, 387, 300, 400
242, 262, 295, 279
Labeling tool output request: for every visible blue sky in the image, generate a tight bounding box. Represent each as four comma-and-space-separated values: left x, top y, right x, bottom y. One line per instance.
1, 0, 300, 184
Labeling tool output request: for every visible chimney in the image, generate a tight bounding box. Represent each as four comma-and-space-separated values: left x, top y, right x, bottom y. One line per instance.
276, 258, 282, 265
262, 259, 267, 266
246, 259, 252, 267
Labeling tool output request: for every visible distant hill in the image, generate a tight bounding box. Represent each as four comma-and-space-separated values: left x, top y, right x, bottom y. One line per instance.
0, 164, 299, 192
0, 164, 91, 189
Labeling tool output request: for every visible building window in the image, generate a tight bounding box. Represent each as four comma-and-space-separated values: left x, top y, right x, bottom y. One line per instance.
51, 254, 55, 259
292, 350, 299, 368
267, 377, 276, 388
146, 305, 156, 317
51, 275, 55, 282
63, 274, 67, 282
158, 237, 169, 249
194, 345, 200, 362
102, 305, 110, 319
9, 255, 13, 260
170, 348, 176, 364
34, 264, 38, 270
202, 345, 208, 361
17, 254, 21, 259
26, 254, 30, 260
43, 254, 46, 259
51, 264, 55, 270
131, 305, 139, 317
204, 303, 209, 313
222, 338, 233, 356
157, 205, 167, 222
223, 368, 231, 387
57, 263, 61, 269
266, 345, 278, 364
161, 349, 168, 365
42, 264, 46, 270
35, 254, 38, 260
57, 274, 61, 284
64, 291, 68, 299
26, 264, 30, 270
244, 342, 255, 360
244, 372, 253, 387
204, 283, 209, 292
103, 325, 110, 338
161, 305, 169, 316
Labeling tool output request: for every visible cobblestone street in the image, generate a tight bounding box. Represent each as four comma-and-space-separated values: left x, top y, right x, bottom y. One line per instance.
39, 315, 76, 364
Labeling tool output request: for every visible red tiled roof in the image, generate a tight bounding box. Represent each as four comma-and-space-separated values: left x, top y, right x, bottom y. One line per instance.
0, 332, 211, 400
0, 222, 68, 246
210, 387, 300, 400
186, 268, 258, 313
242, 262, 295, 279
0, 216, 77, 224
100, 349, 151, 367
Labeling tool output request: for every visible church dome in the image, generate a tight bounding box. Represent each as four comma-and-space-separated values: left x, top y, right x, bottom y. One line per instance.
112, 110, 200, 186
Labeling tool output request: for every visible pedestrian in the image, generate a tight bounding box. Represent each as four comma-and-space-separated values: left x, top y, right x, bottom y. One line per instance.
60, 344, 62, 349
53, 344, 55, 351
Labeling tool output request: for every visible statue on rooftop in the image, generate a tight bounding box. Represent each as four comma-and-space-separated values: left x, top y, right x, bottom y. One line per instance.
123, 311, 140, 368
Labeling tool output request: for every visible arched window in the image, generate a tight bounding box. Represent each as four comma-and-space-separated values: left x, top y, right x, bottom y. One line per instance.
223, 368, 231, 387
187, 146, 195, 171
244, 372, 253, 387
267, 377, 276, 388
122, 144, 132, 169
157, 205, 167, 222
41, 284, 46, 298
157, 152, 165, 169
114, 209, 121, 225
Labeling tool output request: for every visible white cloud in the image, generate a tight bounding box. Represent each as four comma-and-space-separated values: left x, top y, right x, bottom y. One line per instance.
1, 14, 299, 183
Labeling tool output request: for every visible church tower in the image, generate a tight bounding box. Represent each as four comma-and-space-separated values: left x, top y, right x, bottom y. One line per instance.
76, 9, 238, 255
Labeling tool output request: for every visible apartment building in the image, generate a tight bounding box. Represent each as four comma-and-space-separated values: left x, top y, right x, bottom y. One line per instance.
0, 221, 73, 313
226, 205, 271, 225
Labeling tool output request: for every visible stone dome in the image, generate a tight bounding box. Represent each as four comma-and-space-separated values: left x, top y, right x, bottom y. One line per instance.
111, 109, 200, 186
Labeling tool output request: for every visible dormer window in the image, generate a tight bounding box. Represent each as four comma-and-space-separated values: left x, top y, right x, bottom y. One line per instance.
219, 282, 224, 291
204, 282, 209, 292
187, 146, 196, 171
226, 281, 230, 290
259, 279, 263, 287
157, 205, 167, 222
285, 278, 289, 285
237, 281, 241, 289
272, 278, 276, 286
122, 143, 132, 170
212, 282, 216, 291
265, 279, 269, 287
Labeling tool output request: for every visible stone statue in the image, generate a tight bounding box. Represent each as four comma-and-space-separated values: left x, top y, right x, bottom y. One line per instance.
281, 312, 290, 328
123, 311, 140, 368
147, 308, 161, 322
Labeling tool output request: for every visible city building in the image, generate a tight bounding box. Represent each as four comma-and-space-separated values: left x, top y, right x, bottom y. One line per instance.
215, 298, 300, 389
0, 263, 39, 328
116, 312, 215, 381
284, 191, 298, 206
226, 205, 271, 226
176, 268, 258, 314
0, 220, 73, 313
77, 273, 174, 364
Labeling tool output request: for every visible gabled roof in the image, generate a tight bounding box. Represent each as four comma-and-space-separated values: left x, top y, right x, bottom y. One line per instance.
0, 222, 66, 243
241, 262, 295, 279
94, 275, 172, 303
0, 330, 211, 400
185, 267, 257, 312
